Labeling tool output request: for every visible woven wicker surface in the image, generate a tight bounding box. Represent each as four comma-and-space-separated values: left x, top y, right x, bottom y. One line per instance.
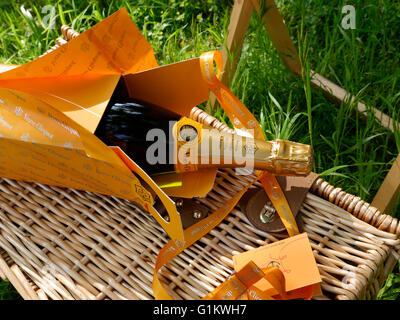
0, 25, 399, 300
0, 171, 399, 300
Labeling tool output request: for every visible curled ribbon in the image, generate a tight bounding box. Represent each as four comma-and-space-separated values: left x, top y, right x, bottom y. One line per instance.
203, 261, 284, 300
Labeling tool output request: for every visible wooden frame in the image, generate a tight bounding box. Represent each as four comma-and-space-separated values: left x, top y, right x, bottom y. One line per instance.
210, 0, 400, 215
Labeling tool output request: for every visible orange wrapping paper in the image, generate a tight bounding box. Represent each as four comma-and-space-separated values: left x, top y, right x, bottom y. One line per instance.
0, 9, 220, 242
0, 8, 192, 242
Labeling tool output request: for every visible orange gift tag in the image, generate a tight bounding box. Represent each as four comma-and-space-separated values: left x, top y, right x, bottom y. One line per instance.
233, 233, 322, 297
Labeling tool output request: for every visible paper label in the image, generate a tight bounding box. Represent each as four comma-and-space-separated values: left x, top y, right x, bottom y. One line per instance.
233, 233, 321, 295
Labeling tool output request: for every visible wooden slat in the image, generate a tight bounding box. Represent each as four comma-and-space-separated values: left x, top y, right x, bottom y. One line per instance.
251, 0, 302, 74
221, 0, 254, 86
310, 71, 399, 133
372, 153, 400, 215
208, 0, 253, 111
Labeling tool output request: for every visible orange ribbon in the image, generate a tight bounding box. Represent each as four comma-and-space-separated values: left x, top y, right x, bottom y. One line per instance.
152, 176, 258, 299
260, 172, 300, 236
199, 51, 299, 237
152, 50, 300, 299
203, 261, 284, 300
199, 51, 264, 141
203, 260, 314, 300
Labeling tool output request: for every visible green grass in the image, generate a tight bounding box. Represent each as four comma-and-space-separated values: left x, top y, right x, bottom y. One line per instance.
0, 0, 399, 299
0, 280, 21, 300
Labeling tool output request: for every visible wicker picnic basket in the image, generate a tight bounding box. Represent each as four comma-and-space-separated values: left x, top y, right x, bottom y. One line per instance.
0, 26, 399, 300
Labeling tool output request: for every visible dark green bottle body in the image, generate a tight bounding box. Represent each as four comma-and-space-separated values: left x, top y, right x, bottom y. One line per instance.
94, 78, 179, 175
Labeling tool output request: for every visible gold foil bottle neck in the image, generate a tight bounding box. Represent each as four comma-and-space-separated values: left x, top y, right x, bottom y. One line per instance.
266, 139, 314, 176
173, 117, 313, 176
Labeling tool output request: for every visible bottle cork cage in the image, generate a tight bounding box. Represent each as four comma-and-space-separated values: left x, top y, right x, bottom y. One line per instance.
0, 26, 399, 300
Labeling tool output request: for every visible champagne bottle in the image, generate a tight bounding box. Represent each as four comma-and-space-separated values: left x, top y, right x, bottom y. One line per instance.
95, 79, 313, 177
